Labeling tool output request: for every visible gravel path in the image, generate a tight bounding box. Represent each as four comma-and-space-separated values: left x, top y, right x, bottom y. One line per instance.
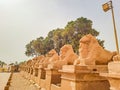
0, 73, 11, 90
9, 73, 40, 90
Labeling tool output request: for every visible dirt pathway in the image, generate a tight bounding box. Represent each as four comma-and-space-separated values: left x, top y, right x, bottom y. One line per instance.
9, 73, 40, 90
0, 73, 11, 90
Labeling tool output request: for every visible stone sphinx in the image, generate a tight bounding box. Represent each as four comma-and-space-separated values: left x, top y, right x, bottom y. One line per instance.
41, 49, 59, 68
51, 44, 78, 69
24, 59, 32, 68
34, 55, 45, 68
26, 60, 30, 66
113, 54, 120, 61
32, 57, 38, 68
26, 60, 32, 67
74, 34, 116, 65
38, 55, 45, 63
24, 59, 33, 74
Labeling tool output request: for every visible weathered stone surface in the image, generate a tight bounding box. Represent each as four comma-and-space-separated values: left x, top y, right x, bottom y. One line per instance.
60, 65, 110, 90
108, 78, 120, 90
100, 61, 120, 90
50, 44, 78, 69
74, 34, 116, 65
47, 50, 59, 69
41, 49, 59, 68
108, 61, 120, 74
35, 55, 45, 68
45, 68, 61, 90
48, 49, 59, 62
113, 54, 120, 61
62, 65, 108, 73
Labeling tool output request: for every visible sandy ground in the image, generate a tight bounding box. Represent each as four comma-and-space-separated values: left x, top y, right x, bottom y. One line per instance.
0, 73, 11, 90
9, 73, 40, 90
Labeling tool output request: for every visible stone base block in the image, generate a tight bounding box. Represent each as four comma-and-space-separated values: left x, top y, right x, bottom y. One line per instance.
100, 61, 120, 90
60, 65, 110, 90
40, 79, 46, 88
4, 85, 9, 90
108, 61, 120, 74
45, 68, 61, 90
51, 84, 61, 90
62, 65, 108, 73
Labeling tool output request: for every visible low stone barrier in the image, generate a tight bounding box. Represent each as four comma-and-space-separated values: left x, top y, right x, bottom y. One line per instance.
20, 65, 110, 90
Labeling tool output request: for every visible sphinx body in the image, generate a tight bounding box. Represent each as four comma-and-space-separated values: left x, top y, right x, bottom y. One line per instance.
74, 34, 116, 65
41, 49, 59, 68
34, 55, 45, 68
51, 44, 78, 69
113, 54, 120, 61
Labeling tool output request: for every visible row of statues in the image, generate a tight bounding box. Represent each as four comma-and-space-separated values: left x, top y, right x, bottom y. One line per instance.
21, 34, 119, 70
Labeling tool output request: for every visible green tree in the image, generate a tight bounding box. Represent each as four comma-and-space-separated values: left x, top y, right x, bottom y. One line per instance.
52, 28, 64, 52
25, 41, 35, 57
0, 61, 6, 67
32, 37, 44, 55
25, 37, 45, 56
62, 17, 103, 53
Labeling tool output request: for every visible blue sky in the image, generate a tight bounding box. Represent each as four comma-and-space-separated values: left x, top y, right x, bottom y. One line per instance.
0, 0, 120, 64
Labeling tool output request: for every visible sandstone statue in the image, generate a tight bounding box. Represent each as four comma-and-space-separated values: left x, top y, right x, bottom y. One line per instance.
74, 34, 116, 65
41, 49, 59, 68
37, 55, 45, 64
113, 54, 120, 61
52, 44, 78, 69
32, 57, 38, 68
34, 55, 45, 68
47, 50, 59, 68
23, 59, 32, 68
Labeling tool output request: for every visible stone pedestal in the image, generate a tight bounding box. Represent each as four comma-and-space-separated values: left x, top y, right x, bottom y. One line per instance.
101, 73, 120, 90
31, 68, 35, 82
39, 68, 46, 88
28, 67, 31, 80
51, 84, 61, 90
27, 72, 31, 80
34, 68, 39, 83
24, 70, 29, 79
60, 65, 110, 90
36, 68, 41, 85
108, 61, 120, 74
32, 68, 36, 82
26, 68, 31, 79
100, 61, 120, 90
45, 68, 61, 90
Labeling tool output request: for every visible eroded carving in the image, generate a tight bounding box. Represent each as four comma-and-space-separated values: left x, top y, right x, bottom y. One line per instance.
52, 44, 78, 69
74, 34, 116, 65
42, 49, 59, 68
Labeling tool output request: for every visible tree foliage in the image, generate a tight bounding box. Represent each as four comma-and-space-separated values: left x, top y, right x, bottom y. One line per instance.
0, 61, 6, 67
25, 17, 104, 56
